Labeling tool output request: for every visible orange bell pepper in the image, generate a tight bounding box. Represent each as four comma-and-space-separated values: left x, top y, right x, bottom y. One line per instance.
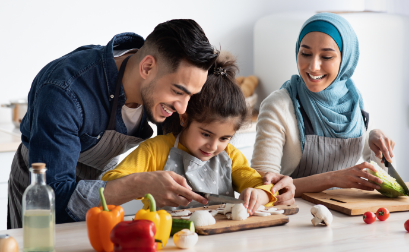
134, 194, 172, 250
86, 187, 124, 252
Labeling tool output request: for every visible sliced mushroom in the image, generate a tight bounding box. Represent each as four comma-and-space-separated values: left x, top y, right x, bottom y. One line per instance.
170, 209, 192, 217
232, 204, 248, 221
254, 211, 271, 216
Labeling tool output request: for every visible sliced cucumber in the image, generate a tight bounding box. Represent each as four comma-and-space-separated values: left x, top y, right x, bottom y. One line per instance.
171, 219, 195, 235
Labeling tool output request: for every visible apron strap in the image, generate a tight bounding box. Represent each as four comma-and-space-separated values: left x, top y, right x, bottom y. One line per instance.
174, 133, 181, 148
107, 55, 132, 131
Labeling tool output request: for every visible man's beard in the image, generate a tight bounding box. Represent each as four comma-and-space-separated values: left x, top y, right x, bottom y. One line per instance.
140, 80, 162, 125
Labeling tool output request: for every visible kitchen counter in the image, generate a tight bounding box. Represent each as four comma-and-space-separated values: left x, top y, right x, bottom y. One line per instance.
2, 198, 409, 251
0, 123, 21, 152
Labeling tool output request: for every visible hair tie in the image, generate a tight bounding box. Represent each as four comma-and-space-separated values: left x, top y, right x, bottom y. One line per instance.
214, 67, 227, 76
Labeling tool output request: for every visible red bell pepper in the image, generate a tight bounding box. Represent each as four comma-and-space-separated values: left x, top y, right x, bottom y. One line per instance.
110, 220, 162, 252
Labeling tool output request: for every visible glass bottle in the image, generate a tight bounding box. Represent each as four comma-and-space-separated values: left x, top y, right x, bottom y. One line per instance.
22, 163, 55, 252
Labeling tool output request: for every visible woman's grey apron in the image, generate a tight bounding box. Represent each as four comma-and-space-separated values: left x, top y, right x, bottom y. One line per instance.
161, 134, 234, 210
8, 56, 151, 228
290, 96, 369, 179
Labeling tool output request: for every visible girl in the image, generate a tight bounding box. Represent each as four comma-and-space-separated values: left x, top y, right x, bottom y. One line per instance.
102, 51, 277, 214
252, 12, 394, 197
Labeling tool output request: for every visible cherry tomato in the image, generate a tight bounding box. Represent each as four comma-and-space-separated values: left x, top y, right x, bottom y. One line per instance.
404, 219, 409, 232
376, 207, 390, 221
363, 211, 376, 224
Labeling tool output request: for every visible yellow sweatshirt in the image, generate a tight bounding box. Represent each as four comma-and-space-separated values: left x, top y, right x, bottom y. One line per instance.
102, 133, 277, 206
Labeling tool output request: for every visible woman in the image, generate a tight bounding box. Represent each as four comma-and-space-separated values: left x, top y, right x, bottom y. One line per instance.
252, 12, 395, 197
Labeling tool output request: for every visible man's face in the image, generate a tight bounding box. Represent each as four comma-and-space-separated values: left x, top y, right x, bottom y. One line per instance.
141, 60, 208, 124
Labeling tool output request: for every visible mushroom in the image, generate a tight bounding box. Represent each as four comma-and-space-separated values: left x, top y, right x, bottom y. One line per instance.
232, 204, 249, 221
223, 203, 235, 215
173, 229, 198, 249
189, 210, 216, 227
310, 204, 333, 226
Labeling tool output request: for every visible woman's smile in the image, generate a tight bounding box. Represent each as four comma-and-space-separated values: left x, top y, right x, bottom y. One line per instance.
298, 32, 341, 92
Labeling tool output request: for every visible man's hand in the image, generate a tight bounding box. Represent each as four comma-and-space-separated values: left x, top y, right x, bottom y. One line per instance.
104, 171, 208, 208
369, 129, 395, 162
262, 172, 295, 205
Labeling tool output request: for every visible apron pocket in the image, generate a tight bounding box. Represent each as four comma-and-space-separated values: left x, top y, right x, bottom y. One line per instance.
80, 132, 104, 152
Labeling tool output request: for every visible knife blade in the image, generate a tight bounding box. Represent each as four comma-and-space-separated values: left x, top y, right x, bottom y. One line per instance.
382, 156, 409, 195
193, 191, 244, 204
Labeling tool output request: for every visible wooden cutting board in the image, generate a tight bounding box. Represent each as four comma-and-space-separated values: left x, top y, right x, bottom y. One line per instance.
302, 182, 409, 215
174, 204, 299, 235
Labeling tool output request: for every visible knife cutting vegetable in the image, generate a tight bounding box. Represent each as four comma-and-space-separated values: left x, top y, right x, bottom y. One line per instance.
193, 191, 244, 204
367, 161, 408, 198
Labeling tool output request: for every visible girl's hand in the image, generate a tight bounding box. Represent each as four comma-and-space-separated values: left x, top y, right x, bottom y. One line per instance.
369, 129, 395, 162
329, 162, 382, 190
239, 188, 270, 215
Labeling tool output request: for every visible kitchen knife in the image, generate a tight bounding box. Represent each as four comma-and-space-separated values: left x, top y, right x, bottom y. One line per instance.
382, 156, 409, 195
193, 191, 244, 204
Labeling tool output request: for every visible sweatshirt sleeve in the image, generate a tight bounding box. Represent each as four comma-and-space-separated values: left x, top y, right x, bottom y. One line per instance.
101, 142, 156, 181
226, 144, 277, 205
251, 90, 289, 174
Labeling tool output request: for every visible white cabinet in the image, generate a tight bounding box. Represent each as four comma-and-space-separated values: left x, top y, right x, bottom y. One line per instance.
0, 151, 15, 231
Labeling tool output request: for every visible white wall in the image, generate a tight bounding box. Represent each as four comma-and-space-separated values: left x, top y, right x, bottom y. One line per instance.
0, 0, 368, 122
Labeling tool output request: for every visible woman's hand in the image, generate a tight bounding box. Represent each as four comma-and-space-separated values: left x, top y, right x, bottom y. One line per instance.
239, 188, 270, 215
369, 129, 395, 162
330, 162, 382, 190
262, 173, 295, 205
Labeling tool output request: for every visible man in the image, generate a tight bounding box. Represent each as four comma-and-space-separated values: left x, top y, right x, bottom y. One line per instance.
8, 19, 295, 228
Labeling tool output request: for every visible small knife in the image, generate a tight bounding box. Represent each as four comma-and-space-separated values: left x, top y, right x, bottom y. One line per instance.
193, 191, 244, 204
382, 156, 409, 195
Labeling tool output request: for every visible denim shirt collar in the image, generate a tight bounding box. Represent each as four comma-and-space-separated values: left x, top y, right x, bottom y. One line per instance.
103, 32, 145, 103
102, 32, 145, 134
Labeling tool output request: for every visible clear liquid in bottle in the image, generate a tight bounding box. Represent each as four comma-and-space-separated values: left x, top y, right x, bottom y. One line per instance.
22, 163, 55, 252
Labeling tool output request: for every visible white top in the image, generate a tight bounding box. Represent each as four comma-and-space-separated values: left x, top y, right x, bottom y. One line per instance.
121, 105, 143, 136
113, 48, 143, 136
251, 88, 379, 176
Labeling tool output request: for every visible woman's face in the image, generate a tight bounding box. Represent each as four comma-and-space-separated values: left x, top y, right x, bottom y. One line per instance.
297, 32, 342, 92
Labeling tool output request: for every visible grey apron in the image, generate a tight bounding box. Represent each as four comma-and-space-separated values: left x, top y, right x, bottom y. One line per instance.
8, 56, 152, 228
161, 134, 234, 210
290, 97, 369, 179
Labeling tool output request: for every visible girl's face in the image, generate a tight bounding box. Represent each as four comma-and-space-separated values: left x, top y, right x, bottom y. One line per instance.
179, 117, 237, 161
297, 32, 342, 92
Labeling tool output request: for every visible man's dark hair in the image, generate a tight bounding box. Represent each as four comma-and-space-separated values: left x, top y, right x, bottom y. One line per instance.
162, 51, 249, 135
142, 19, 217, 72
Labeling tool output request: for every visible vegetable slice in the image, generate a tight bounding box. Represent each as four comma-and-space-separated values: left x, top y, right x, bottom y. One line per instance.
171, 219, 195, 236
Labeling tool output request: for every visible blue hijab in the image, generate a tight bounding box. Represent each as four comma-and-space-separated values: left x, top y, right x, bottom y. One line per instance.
281, 12, 365, 151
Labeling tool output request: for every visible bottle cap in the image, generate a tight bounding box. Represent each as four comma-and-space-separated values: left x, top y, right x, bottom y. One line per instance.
31, 163, 46, 173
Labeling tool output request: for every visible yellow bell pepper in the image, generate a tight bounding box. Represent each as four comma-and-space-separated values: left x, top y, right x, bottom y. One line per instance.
134, 194, 172, 250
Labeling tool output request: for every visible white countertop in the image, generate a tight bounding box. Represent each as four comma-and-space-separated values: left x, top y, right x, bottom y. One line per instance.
0, 123, 21, 152
2, 198, 409, 251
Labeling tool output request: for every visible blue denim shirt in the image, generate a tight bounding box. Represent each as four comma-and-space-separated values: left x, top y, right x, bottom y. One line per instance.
20, 33, 148, 223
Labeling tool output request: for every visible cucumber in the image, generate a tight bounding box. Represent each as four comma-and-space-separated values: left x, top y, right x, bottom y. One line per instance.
171, 219, 195, 235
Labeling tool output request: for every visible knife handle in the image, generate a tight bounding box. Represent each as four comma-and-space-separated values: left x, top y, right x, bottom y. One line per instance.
382, 156, 390, 167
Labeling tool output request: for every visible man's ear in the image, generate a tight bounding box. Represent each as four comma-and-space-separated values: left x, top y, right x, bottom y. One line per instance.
139, 55, 156, 80
179, 113, 188, 127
